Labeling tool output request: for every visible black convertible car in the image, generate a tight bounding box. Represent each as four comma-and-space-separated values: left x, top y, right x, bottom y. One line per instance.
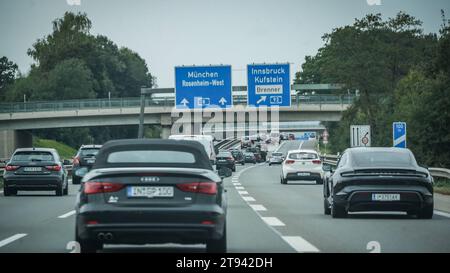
323, 147, 434, 219
75, 139, 229, 253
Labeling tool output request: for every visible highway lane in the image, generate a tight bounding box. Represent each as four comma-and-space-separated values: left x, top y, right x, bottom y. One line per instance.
238, 140, 450, 253
0, 166, 296, 253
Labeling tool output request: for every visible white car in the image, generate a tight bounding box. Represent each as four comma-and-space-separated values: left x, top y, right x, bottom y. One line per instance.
168, 135, 216, 164
280, 149, 324, 184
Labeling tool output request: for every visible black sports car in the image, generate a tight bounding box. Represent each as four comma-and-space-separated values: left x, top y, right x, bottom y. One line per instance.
75, 139, 229, 253
323, 147, 434, 219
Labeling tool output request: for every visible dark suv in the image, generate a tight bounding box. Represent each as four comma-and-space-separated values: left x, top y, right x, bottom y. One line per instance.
215, 151, 236, 172
3, 148, 68, 196
229, 149, 245, 165
72, 145, 102, 184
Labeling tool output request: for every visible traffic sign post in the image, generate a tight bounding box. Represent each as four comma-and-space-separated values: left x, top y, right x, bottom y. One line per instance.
296, 132, 317, 141
350, 125, 371, 147
393, 122, 407, 148
247, 63, 291, 107
175, 65, 232, 109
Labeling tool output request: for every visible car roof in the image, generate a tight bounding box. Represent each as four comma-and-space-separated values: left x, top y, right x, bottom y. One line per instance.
345, 147, 412, 154
14, 147, 57, 153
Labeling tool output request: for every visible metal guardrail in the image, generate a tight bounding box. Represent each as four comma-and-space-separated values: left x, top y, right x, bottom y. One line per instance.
320, 154, 450, 179
0, 94, 356, 114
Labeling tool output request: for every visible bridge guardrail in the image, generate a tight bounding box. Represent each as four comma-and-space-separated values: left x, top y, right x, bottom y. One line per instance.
320, 154, 450, 179
0, 94, 356, 114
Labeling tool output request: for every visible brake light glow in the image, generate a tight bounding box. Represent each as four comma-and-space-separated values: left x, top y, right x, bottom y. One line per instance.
312, 160, 322, 164
84, 182, 125, 194
45, 165, 62, 171
5, 165, 19, 171
177, 182, 217, 195
285, 160, 295, 164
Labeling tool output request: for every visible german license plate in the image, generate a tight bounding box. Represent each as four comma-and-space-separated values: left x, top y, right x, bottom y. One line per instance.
297, 172, 309, 176
127, 186, 174, 198
86, 159, 95, 164
24, 167, 41, 172
372, 193, 400, 201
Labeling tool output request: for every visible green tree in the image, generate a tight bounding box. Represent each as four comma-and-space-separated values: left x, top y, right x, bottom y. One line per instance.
0, 56, 18, 100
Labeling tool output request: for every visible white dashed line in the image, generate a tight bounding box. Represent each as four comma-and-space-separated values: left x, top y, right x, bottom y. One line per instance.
282, 236, 320, 253
58, 210, 76, 219
238, 191, 249, 195
242, 196, 256, 202
235, 186, 245, 190
0, 234, 27, 248
249, 204, 267, 211
233, 183, 241, 186
261, 217, 285, 226
434, 210, 450, 218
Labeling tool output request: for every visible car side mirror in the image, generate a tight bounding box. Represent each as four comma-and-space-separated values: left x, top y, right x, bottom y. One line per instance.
217, 167, 232, 178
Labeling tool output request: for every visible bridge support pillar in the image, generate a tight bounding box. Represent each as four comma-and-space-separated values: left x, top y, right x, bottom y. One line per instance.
0, 130, 33, 159
160, 126, 171, 139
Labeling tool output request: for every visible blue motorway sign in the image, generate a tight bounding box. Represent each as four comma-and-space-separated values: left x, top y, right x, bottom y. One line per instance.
247, 63, 291, 107
393, 122, 407, 148
175, 65, 232, 109
296, 132, 316, 141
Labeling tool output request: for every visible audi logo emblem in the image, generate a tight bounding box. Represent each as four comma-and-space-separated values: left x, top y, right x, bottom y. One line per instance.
140, 177, 160, 182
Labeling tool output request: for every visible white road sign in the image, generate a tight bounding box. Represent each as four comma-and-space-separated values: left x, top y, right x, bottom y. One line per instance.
350, 125, 371, 147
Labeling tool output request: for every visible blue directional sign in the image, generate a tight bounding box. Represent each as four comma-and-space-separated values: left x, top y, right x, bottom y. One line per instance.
175, 65, 232, 109
393, 122, 407, 148
247, 63, 291, 107
296, 131, 316, 141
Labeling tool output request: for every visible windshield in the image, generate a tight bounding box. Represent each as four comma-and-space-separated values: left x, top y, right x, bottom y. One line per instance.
288, 152, 318, 160
80, 148, 100, 156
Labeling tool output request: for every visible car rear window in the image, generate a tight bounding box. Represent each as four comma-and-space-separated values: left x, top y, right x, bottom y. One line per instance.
272, 153, 283, 156
12, 151, 54, 162
352, 151, 413, 167
80, 148, 100, 156
289, 152, 318, 160
107, 150, 196, 164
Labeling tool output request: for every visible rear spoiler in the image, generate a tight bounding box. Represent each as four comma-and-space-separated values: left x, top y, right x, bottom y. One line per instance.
341, 168, 428, 178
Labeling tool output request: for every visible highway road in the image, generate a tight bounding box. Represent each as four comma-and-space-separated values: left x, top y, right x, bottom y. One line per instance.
1, 140, 450, 253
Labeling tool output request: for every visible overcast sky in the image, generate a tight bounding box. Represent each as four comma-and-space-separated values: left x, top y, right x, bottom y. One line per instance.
1, 0, 449, 88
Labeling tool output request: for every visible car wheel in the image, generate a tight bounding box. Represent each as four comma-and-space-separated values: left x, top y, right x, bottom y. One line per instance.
206, 223, 227, 253
3, 188, 14, 196
232, 166, 236, 172
331, 200, 347, 218
280, 177, 287, 184
241, 162, 245, 166
316, 178, 324, 185
418, 203, 434, 219
55, 184, 64, 196
63, 183, 69, 196
323, 198, 331, 215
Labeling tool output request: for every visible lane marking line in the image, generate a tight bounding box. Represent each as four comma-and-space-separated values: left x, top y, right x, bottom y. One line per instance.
58, 210, 76, 219
233, 183, 241, 186
261, 217, 285, 226
0, 234, 27, 248
282, 236, 320, 253
235, 186, 245, 190
434, 210, 450, 218
242, 196, 256, 202
250, 204, 267, 211
238, 190, 249, 195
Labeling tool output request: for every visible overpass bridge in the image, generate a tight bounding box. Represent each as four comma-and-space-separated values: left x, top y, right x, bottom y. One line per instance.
0, 93, 354, 158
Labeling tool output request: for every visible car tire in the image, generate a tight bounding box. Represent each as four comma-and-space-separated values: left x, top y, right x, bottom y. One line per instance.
324, 198, 331, 215
269, 163, 272, 166
72, 177, 81, 185
55, 184, 64, 196
3, 188, 15, 196
280, 177, 287, 184
206, 223, 227, 253
63, 183, 69, 196
331, 201, 347, 218
316, 178, 324, 185
241, 162, 245, 166
418, 203, 434, 219
232, 166, 236, 172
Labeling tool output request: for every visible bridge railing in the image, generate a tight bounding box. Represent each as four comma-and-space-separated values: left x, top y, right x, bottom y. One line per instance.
0, 94, 356, 114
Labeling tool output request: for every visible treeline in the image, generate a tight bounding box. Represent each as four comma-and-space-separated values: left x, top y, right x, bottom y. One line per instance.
0, 12, 158, 147
296, 11, 450, 167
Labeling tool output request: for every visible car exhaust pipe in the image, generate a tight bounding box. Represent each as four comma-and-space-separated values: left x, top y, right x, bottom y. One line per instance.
97, 233, 105, 240
104, 233, 113, 241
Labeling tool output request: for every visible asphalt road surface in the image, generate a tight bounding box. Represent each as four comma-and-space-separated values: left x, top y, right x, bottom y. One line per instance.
1, 140, 449, 253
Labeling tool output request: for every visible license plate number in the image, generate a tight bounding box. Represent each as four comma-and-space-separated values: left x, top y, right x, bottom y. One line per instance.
297, 172, 309, 176
24, 167, 41, 172
372, 193, 400, 201
127, 186, 174, 198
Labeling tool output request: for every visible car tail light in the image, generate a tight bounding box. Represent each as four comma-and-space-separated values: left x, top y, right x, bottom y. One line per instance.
5, 165, 19, 171
312, 160, 322, 164
84, 182, 125, 194
285, 160, 295, 164
73, 156, 80, 166
177, 182, 217, 195
45, 165, 62, 171
228, 157, 234, 161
